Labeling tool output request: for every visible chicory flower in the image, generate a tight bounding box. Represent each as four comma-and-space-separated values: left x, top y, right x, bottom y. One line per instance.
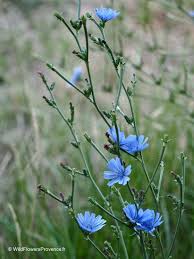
95, 7, 120, 23
123, 204, 163, 235
77, 211, 106, 234
104, 157, 132, 186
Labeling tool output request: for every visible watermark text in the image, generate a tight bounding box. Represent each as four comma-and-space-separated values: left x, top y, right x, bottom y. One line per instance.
8, 246, 65, 252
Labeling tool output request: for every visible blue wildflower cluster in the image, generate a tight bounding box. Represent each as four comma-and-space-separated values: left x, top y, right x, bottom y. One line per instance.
77, 126, 162, 236
39, 4, 188, 258
77, 204, 162, 236
123, 204, 163, 235
107, 127, 149, 154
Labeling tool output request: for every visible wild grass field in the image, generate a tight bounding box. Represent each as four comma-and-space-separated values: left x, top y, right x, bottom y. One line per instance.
0, 0, 194, 258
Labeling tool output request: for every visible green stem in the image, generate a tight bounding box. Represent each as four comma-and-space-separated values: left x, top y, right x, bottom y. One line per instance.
167, 208, 182, 259
47, 63, 111, 129
84, 133, 108, 163
46, 63, 91, 101
114, 121, 121, 158
71, 172, 75, 208
177, 5, 194, 23
45, 80, 108, 206
144, 143, 166, 196
127, 183, 137, 209
90, 196, 130, 259
105, 241, 117, 257
96, 26, 158, 207
109, 208, 129, 259
82, 21, 111, 127
54, 12, 82, 51
90, 194, 129, 259
89, 195, 130, 259
156, 231, 165, 259
125, 93, 139, 136
167, 153, 186, 258
38, 186, 107, 258
38, 185, 68, 207
117, 228, 129, 259
139, 232, 148, 259
87, 237, 108, 259
89, 198, 129, 228
156, 161, 164, 203
140, 153, 158, 209
77, 0, 81, 19
114, 187, 125, 207
181, 153, 186, 205
42, 73, 128, 259
121, 148, 142, 162
85, 62, 111, 127
115, 64, 124, 110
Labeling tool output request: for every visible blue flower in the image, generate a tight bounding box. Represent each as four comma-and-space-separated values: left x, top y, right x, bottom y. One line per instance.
123, 204, 142, 223
76, 211, 106, 234
95, 7, 120, 22
135, 209, 163, 235
123, 204, 163, 235
104, 157, 132, 186
122, 135, 149, 154
70, 66, 82, 85
188, 10, 194, 18
107, 127, 149, 154
107, 127, 126, 147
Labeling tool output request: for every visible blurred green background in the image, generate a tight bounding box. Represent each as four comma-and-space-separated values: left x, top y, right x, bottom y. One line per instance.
0, 0, 194, 258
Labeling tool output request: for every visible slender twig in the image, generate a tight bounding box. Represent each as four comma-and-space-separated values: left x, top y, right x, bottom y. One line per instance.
139, 153, 158, 209
117, 228, 129, 259
53, 14, 111, 127
84, 133, 108, 162
95, 26, 158, 206
38, 185, 68, 207
167, 207, 182, 259
54, 12, 82, 51
156, 231, 165, 259
89, 195, 130, 259
41, 73, 129, 259
77, 0, 81, 20
167, 153, 186, 258
181, 153, 186, 205
177, 5, 194, 23
114, 121, 121, 158
156, 161, 164, 203
121, 148, 142, 162
60, 165, 87, 177
88, 197, 129, 228
46, 63, 90, 100
71, 171, 75, 208
104, 241, 117, 257
115, 64, 125, 110
139, 232, 148, 259
110, 207, 129, 259
82, 20, 111, 127
87, 237, 108, 259
144, 143, 166, 196
40, 74, 109, 205
38, 184, 107, 258
127, 182, 138, 209
148, 239, 156, 259
113, 187, 125, 207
